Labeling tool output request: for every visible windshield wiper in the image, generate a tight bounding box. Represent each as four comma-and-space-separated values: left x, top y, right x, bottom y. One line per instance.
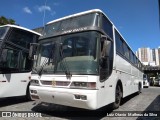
59, 43, 72, 79
38, 57, 49, 76
38, 44, 55, 76
36, 42, 72, 79
32, 67, 38, 74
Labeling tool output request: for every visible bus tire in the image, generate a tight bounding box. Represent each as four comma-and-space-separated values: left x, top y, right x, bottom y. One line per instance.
112, 85, 122, 109
25, 84, 31, 101
137, 83, 142, 95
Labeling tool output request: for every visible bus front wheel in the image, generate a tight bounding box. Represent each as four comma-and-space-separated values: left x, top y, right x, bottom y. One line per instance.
112, 85, 122, 109
25, 84, 31, 101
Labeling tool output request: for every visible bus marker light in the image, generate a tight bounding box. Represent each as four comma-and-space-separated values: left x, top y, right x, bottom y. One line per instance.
0, 81, 6, 82
21, 80, 27, 82
28, 76, 31, 80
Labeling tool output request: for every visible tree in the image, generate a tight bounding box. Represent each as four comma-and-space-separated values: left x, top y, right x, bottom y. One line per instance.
8, 19, 16, 25
0, 16, 16, 25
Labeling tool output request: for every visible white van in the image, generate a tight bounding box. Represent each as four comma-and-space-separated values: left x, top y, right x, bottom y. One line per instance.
143, 74, 149, 88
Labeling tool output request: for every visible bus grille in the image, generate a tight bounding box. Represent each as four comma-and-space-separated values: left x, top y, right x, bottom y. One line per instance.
40, 81, 52, 85
40, 80, 70, 86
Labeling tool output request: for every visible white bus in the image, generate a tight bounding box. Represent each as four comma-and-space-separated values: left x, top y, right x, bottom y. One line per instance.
0, 24, 41, 99
30, 9, 143, 110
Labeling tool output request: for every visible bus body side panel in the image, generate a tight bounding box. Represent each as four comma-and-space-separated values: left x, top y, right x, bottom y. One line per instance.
96, 71, 118, 108
132, 65, 140, 92
115, 54, 143, 98
0, 72, 30, 98
115, 54, 133, 97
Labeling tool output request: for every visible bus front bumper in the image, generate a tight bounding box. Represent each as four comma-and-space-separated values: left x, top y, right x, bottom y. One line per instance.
29, 86, 98, 110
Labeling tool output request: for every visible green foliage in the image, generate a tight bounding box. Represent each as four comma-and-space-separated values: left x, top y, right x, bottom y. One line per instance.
0, 16, 16, 25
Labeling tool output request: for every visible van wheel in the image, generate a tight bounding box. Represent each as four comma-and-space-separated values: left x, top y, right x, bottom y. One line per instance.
112, 85, 122, 109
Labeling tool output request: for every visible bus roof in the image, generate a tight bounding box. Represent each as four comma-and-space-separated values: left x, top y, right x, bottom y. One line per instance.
0, 24, 42, 36
47, 9, 113, 25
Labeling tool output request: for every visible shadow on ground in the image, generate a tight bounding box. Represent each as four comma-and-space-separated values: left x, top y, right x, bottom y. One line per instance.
137, 95, 160, 120
121, 92, 139, 106
32, 102, 114, 120
0, 96, 29, 107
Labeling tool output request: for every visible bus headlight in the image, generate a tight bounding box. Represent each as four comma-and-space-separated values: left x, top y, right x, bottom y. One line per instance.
70, 82, 96, 89
30, 79, 40, 86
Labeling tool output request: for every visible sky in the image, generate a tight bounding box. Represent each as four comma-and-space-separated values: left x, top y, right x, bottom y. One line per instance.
0, 0, 159, 52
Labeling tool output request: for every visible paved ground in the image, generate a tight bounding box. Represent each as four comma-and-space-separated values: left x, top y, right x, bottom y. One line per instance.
0, 86, 160, 120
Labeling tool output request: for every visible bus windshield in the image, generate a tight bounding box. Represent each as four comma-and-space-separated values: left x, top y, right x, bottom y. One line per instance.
44, 13, 99, 37
7, 28, 35, 49
0, 26, 8, 39
34, 31, 99, 75
0, 27, 39, 72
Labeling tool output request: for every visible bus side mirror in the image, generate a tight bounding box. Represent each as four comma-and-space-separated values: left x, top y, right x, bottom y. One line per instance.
101, 35, 107, 42
100, 34, 113, 81
101, 35, 112, 42
29, 43, 39, 60
0, 49, 8, 63
101, 35, 112, 57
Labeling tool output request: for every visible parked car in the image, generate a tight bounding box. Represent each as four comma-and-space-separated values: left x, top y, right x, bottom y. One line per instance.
149, 77, 154, 86
154, 78, 160, 86
143, 74, 150, 88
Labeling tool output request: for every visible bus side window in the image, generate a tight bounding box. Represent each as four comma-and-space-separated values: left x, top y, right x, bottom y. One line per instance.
123, 43, 130, 60
102, 16, 113, 39
115, 30, 124, 55
0, 48, 20, 70
20, 51, 32, 71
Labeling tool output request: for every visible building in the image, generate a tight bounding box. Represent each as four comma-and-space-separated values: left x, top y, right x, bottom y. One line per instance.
158, 47, 160, 65
136, 47, 160, 66
136, 48, 151, 66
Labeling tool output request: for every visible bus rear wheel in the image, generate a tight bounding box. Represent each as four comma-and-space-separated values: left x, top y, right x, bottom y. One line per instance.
112, 85, 122, 109
137, 83, 142, 95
